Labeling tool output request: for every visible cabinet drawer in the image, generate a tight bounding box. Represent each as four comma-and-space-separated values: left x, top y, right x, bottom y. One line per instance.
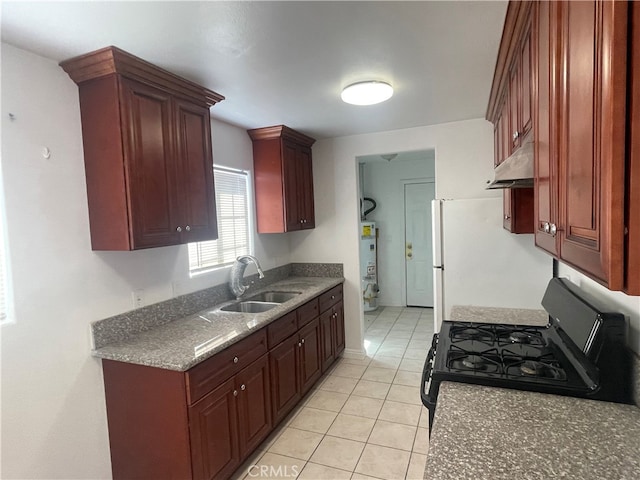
319, 285, 343, 313
297, 298, 319, 328
186, 330, 268, 405
267, 311, 298, 348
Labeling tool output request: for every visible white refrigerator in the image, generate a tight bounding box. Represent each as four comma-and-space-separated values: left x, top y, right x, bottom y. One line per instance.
432, 197, 551, 330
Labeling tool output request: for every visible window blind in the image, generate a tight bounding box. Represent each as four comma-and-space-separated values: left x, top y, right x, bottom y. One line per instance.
188, 166, 251, 274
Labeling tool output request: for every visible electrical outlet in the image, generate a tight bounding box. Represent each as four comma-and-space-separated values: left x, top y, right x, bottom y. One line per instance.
132, 289, 145, 308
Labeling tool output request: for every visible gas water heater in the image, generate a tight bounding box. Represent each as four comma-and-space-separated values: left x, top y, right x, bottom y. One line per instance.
360, 221, 379, 312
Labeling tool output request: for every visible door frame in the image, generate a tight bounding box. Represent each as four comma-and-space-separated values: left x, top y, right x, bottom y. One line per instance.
401, 177, 435, 307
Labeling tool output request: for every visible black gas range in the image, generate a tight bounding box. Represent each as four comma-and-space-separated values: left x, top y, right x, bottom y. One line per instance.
421, 278, 634, 432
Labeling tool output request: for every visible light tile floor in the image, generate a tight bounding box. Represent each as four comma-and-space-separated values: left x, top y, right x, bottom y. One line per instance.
233, 306, 434, 480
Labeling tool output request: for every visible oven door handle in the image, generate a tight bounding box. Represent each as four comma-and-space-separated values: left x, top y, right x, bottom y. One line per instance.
420, 336, 438, 408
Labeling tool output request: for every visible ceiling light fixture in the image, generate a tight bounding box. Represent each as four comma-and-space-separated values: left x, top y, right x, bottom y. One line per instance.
341, 81, 393, 106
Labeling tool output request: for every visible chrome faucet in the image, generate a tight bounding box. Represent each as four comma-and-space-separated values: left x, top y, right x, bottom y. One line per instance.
230, 255, 265, 298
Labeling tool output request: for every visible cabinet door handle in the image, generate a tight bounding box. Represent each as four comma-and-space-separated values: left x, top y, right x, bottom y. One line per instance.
543, 222, 551, 234
185, 225, 191, 231
301, 338, 305, 344
233, 390, 238, 397
512, 131, 520, 141
331, 295, 335, 300
233, 356, 239, 364
550, 223, 561, 237
176, 226, 182, 232
504, 215, 510, 220
298, 342, 302, 347
240, 384, 246, 391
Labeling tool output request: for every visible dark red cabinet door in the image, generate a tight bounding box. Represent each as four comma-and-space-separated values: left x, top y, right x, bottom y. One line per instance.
299, 318, 322, 394
235, 354, 272, 458
189, 377, 240, 480
174, 99, 218, 244
333, 303, 345, 357
121, 78, 182, 249
269, 334, 301, 425
283, 141, 301, 232
556, 0, 627, 288
298, 146, 315, 229
319, 309, 335, 373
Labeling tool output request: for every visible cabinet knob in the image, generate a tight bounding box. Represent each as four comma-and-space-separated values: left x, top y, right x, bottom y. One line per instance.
543, 222, 551, 234
233, 356, 239, 364
301, 338, 305, 344
233, 390, 238, 397
331, 295, 335, 300
185, 225, 191, 231
512, 131, 520, 141
298, 342, 302, 347
240, 384, 246, 391
550, 223, 558, 237
176, 226, 182, 232
504, 215, 510, 220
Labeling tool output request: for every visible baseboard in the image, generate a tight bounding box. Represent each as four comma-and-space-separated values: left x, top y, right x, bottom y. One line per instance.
342, 347, 367, 359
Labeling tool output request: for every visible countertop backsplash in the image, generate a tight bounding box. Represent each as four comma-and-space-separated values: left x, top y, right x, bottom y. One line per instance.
91, 262, 341, 350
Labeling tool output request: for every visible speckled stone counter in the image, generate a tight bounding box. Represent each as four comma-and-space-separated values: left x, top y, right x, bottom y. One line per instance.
450, 305, 548, 326
92, 276, 343, 371
425, 382, 640, 480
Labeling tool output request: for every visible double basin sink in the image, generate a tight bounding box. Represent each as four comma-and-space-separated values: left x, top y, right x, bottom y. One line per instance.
220, 291, 301, 313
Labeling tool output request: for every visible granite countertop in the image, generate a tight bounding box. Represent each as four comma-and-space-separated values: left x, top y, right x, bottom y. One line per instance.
92, 276, 343, 372
450, 305, 548, 326
425, 382, 640, 480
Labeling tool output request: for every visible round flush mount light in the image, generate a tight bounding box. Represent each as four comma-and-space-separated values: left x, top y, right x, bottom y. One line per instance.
341, 81, 393, 106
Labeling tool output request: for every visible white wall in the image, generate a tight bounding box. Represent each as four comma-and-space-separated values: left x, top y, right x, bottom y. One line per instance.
361, 155, 435, 306
289, 118, 550, 355
0, 43, 290, 479
557, 263, 640, 355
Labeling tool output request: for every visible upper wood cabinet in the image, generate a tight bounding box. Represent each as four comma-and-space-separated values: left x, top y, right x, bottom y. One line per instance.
248, 125, 316, 233
534, 0, 636, 294
488, 2, 535, 234
60, 46, 224, 250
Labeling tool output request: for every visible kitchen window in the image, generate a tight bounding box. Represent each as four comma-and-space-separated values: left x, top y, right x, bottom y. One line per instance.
188, 166, 252, 275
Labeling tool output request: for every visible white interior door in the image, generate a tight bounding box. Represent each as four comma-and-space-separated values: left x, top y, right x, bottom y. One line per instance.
405, 182, 435, 307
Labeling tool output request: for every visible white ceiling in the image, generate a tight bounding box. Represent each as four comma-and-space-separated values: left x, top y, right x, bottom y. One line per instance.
1, 1, 507, 140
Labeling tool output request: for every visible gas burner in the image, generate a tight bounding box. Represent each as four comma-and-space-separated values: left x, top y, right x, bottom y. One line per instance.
447, 346, 502, 374
462, 355, 488, 370
450, 324, 495, 343
505, 357, 567, 381
510, 332, 533, 344
520, 360, 544, 375
497, 327, 545, 347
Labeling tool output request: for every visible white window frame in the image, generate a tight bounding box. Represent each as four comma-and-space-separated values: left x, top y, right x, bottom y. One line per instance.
188, 165, 254, 276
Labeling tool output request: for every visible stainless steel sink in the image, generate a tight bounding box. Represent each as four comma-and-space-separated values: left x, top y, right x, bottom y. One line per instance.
245, 291, 301, 303
220, 301, 280, 313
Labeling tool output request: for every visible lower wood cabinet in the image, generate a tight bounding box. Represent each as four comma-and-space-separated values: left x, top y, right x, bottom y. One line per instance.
319, 285, 345, 372
101, 283, 345, 480
269, 318, 322, 424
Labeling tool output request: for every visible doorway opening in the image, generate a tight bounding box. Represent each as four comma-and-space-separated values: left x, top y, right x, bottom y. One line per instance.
356, 149, 436, 315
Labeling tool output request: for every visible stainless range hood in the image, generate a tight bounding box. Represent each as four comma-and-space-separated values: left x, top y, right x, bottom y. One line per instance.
486, 141, 534, 189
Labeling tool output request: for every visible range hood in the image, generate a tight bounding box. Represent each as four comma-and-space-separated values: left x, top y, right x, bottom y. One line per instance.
486, 141, 534, 189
